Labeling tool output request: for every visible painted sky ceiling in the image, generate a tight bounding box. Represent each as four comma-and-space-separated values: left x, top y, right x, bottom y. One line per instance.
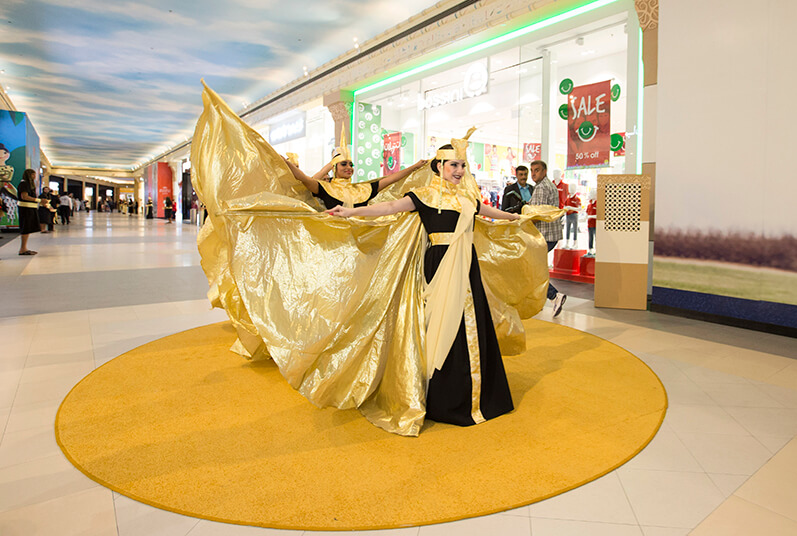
0, 0, 441, 169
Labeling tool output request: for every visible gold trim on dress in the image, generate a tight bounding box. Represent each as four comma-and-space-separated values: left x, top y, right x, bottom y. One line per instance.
318, 179, 372, 208
18, 200, 39, 209
428, 232, 454, 246
464, 286, 485, 424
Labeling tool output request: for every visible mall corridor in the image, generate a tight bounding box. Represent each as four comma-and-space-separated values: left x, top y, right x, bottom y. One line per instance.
0, 212, 795, 535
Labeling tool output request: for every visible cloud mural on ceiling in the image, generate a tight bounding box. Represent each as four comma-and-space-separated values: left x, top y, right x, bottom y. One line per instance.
0, 0, 441, 168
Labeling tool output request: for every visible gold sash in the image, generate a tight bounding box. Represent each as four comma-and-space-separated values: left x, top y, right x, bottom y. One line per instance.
18, 200, 39, 209
422, 194, 476, 379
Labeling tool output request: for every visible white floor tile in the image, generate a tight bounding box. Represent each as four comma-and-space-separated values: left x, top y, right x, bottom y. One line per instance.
640, 527, 689, 536
752, 382, 797, 408
5, 399, 61, 434
702, 382, 783, 408
530, 517, 643, 536
664, 405, 750, 436
724, 406, 797, 438
707, 473, 750, 497
675, 432, 773, 475
657, 379, 717, 406
0, 453, 98, 512
418, 512, 530, 536
678, 365, 750, 386
19, 361, 94, 385
754, 434, 794, 454
0, 485, 116, 536
620, 428, 702, 473
114, 494, 200, 536
0, 425, 61, 469
187, 519, 308, 535
527, 472, 637, 525
12, 374, 82, 406
618, 469, 725, 528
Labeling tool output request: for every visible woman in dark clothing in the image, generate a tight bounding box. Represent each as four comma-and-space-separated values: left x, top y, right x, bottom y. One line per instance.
164, 197, 174, 223
282, 129, 426, 210
328, 142, 520, 427
146, 198, 154, 219
17, 168, 40, 255
38, 187, 52, 233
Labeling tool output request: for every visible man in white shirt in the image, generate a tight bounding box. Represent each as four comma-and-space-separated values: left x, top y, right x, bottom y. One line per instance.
59, 193, 71, 225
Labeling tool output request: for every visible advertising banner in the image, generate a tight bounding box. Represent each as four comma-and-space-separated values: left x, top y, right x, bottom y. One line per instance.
1, 110, 40, 228
567, 80, 611, 169
484, 144, 519, 178
382, 132, 401, 175
156, 162, 173, 218
354, 102, 382, 183
522, 143, 541, 163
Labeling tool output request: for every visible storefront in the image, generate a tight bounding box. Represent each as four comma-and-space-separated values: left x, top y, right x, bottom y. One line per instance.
351, 0, 641, 259
255, 100, 336, 175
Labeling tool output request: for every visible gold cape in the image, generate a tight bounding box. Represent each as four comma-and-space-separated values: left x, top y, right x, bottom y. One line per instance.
191, 82, 563, 436
317, 178, 373, 207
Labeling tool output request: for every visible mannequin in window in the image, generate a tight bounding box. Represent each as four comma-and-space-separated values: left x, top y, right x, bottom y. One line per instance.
586, 190, 597, 256
563, 186, 581, 249
553, 169, 568, 210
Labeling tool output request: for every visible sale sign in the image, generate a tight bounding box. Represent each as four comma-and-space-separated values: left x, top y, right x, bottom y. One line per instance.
382, 132, 401, 175
522, 142, 541, 163
567, 80, 611, 168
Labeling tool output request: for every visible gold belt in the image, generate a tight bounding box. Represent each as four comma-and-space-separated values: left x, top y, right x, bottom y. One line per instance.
18, 201, 39, 209
428, 232, 454, 246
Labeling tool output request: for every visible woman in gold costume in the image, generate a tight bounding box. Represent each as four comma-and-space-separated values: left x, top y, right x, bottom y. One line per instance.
282, 130, 426, 209
191, 83, 562, 436
328, 141, 520, 426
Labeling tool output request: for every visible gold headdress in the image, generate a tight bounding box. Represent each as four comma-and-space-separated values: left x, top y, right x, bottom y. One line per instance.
435, 126, 476, 161
433, 127, 479, 212
330, 124, 352, 170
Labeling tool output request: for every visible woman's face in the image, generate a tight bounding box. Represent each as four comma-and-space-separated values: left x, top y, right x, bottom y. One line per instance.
335, 160, 354, 179
442, 160, 466, 184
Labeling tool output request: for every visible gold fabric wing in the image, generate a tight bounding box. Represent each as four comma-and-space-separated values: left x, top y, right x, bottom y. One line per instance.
191, 83, 557, 435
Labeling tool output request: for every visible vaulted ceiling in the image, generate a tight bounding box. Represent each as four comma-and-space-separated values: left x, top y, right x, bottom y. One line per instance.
0, 0, 442, 171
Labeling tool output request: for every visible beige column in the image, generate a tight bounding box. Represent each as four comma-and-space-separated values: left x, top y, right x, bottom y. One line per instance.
635, 0, 658, 294
168, 162, 181, 220
324, 91, 353, 148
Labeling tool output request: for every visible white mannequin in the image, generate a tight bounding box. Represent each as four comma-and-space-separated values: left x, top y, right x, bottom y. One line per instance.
552, 169, 563, 185
564, 182, 580, 249
586, 190, 597, 255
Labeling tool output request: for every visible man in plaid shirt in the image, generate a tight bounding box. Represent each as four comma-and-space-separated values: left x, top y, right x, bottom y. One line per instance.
529, 160, 567, 317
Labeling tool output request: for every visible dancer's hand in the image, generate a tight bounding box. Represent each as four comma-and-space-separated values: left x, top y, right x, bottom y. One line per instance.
327, 206, 353, 218
411, 159, 428, 169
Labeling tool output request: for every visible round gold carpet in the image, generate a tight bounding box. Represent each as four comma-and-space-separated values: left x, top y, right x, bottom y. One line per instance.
56, 319, 666, 531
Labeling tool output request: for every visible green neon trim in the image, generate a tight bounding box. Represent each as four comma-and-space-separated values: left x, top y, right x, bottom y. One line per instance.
353, 0, 619, 96
637, 27, 644, 174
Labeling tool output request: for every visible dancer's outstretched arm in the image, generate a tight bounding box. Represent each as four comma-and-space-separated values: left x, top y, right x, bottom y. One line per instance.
376, 160, 427, 192
327, 196, 416, 218
283, 157, 320, 194
479, 204, 521, 221
312, 161, 335, 182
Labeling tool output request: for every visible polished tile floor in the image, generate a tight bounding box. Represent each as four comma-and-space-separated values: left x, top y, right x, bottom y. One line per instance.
1, 212, 796, 535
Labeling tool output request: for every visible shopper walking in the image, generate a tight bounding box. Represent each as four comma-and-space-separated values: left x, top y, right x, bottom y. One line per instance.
529, 160, 567, 317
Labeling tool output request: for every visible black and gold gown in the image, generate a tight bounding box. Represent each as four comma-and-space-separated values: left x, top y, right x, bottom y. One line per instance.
191, 82, 563, 436
407, 190, 513, 425
314, 180, 379, 209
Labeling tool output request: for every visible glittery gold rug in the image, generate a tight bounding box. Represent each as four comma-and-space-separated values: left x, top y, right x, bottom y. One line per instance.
55, 319, 667, 531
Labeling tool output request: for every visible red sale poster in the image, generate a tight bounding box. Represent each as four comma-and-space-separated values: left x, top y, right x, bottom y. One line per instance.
567, 80, 611, 168
382, 132, 401, 175
522, 142, 541, 163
